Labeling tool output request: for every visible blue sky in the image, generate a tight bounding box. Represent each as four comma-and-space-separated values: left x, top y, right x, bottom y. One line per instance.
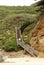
0, 0, 39, 6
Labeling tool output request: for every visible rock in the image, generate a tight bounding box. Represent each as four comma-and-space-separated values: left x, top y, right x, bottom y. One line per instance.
30, 16, 44, 52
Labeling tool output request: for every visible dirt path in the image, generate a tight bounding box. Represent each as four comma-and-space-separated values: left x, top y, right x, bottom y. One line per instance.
0, 50, 44, 63
2, 50, 44, 58
3, 50, 31, 58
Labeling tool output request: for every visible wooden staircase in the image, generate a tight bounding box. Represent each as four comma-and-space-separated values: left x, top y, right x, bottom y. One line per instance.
15, 27, 38, 57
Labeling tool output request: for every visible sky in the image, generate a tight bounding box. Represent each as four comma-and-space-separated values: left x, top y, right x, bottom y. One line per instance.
0, 0, 39, 6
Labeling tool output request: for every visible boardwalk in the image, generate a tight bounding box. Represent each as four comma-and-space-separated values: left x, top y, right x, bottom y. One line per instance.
15, 27, 38, 57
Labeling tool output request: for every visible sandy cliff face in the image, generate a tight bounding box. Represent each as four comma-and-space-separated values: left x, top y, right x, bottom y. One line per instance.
30, 15, 44, 52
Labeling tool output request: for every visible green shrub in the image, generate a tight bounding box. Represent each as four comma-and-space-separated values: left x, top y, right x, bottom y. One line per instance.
3, 36, 21, 52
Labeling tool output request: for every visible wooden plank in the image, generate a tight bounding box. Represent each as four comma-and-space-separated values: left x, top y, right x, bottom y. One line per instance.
17, 40, 38, 56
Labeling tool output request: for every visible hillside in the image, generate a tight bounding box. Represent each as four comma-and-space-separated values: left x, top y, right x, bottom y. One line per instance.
0, 5, 39, 51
